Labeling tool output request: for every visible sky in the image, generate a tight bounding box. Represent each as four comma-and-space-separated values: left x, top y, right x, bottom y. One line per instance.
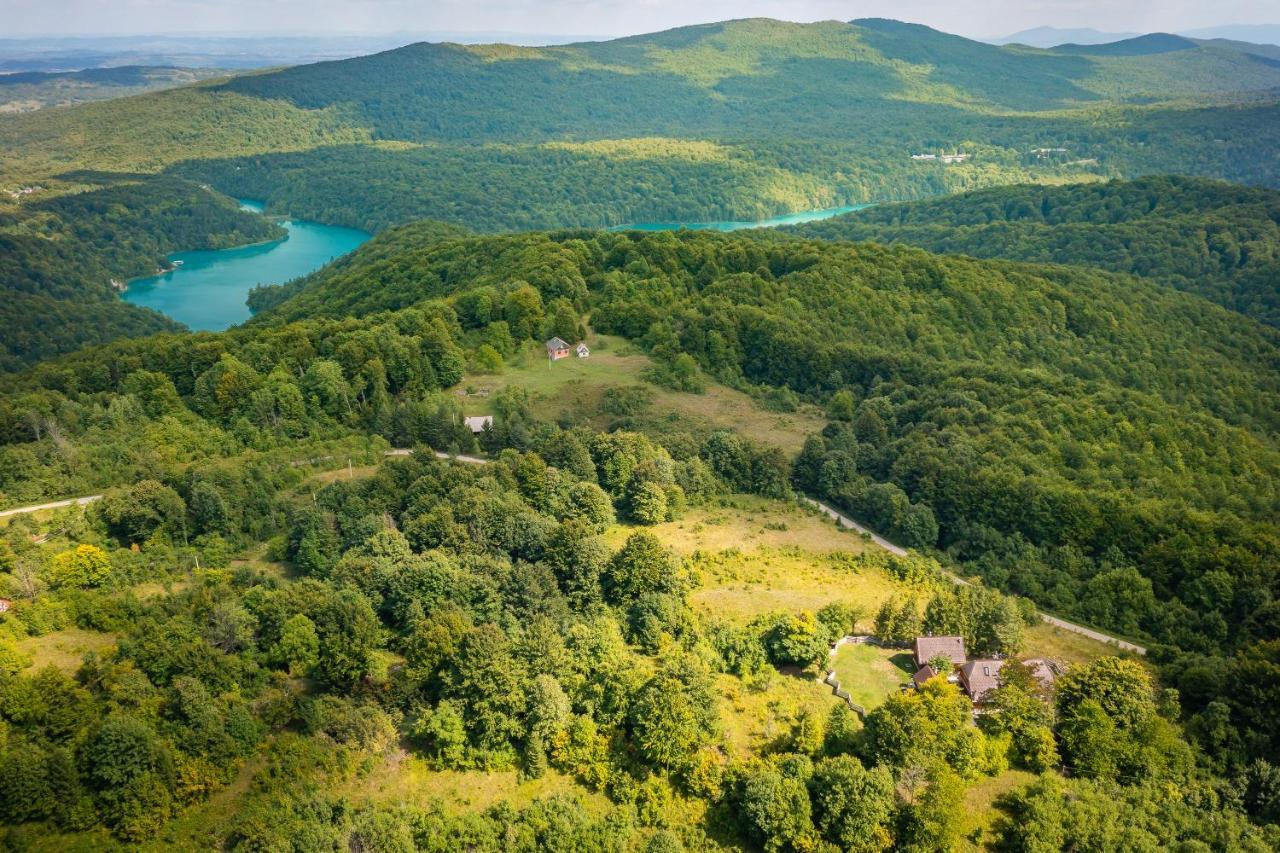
1, 0, 1276, 40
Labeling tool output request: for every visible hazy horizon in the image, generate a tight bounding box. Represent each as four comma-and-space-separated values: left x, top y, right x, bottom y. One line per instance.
1, 1, 1278, 42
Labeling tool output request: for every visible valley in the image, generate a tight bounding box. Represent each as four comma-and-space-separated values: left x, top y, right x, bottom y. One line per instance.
0, 12, 1278, 853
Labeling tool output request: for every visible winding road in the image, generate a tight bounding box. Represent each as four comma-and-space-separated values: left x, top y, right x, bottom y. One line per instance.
803, 497, 1147, 655
0, 494, 102, 519
0, 452, 1144, 655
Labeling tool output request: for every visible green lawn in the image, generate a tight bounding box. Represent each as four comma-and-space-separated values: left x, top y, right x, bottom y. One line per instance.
828, 642, 915, 711
455, 334, 826, 454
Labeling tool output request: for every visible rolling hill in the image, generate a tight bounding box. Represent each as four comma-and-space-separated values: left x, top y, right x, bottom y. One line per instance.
0, 200, 1277, 847
1, 17, 1279, 368
778, 175, 1280, 326
4, 18, 1280, 234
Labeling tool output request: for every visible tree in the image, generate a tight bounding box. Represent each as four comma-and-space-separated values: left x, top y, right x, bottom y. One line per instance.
604, 531, 687, 603
562, 481, 615, 531
629, 660, 718, 770
441, 624, 528, 751
739, 766, 812, 851
188, 482, 231, 535
1056, 657, 1154, 730
313, 589, 381, 689
898, 765, 965, 853
874, 596, 920, 646
628, 479, 669, 525
411, 700, 469, 768
827, 389, 856, 422
48, 544, 111, 589
276, 613, 319, 675
809, 755, 895, 853
761, 611, 830, 668
98, 480, 186, 544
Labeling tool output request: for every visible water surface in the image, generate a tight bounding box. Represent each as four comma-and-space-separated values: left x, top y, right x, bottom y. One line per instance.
123, 200, 369, 331
612, 203, 872, 232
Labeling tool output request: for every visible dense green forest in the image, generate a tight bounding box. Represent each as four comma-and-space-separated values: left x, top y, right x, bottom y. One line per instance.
0, 16, 1278, 849
0, 19, 1276, 376
0, 176, 282, 370
3, 19, 1280, 242
0, 235, 1276, 844
256, 226, 1280, 774
780, 175, 1280, 325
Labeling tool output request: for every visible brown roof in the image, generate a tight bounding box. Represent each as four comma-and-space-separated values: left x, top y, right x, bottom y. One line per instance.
1021, 658, 1058, 686
959, 659, 1004, 702
913, 635, 966, 666
911, 664, 938, 688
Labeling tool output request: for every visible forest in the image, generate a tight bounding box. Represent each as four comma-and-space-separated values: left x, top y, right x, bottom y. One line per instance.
782, 175, 1280, 326
0, 175, 282, 370
0, 224, 1273, 848
0, 14, 1278, 851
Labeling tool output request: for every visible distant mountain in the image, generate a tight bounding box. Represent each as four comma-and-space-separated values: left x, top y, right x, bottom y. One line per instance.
1180, 24, 1280, 46
1051, 33, 1199, 56
0, 65, 227, 113
0, 31, 597, 73
2, 16, 1279, 358
991, 26, 1138, 47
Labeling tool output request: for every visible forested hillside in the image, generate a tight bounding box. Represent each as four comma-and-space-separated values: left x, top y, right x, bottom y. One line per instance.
0, 224, 1277, 847
0, 176, 283, 370
1, 18, 1279, 847
1, 19, 1278, 367
4, 18, 1280, 237
257, 226, 1280, 755
781, 176, 1280, 325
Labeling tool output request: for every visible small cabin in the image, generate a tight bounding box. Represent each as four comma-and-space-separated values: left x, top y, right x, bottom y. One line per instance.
959, 659, 1004, 703
0, 598, 11, 614
576, 342, 590, 359
912, 635, 967, 670
546, 337, 571, 361
464, 415, 493, 434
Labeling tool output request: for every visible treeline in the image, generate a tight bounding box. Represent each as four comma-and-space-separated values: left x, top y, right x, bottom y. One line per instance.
3, 434, 1270, 848
1, 224, 1278, 829
783, 175, 1280, 326
0, 175, 282, 369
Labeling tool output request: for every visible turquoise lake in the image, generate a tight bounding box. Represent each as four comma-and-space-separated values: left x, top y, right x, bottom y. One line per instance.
122, 201, 864, 331
122, 201, 370, 331
611, 203, 872, 232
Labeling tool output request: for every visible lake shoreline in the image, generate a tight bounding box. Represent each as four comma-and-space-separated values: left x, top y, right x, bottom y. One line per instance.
120, 200, 370, 331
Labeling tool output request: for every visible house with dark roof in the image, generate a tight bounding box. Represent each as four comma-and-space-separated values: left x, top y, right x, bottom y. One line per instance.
1020, 658, 1059, 689
545, 337, 570, 360
959, 659, 1004, 703
911, 663, 939, 689
912, 635, 967, 669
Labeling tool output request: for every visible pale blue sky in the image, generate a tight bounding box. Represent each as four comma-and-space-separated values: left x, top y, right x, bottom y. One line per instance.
1, 0, 1275, 40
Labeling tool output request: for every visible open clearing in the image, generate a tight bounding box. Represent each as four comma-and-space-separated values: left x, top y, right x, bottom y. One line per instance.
455, 334, 827, 454
829, 642, 915, 711
17, 627, 117, 673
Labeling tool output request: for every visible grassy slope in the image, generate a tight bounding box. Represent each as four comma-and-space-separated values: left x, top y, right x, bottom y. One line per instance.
460, 335, 826, 454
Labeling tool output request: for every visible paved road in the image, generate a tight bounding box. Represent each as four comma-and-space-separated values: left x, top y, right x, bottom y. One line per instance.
0, 494, 102, 519
803, 496, 1147, 655
0, 456, 1145, 655
386, 449, 486, 465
